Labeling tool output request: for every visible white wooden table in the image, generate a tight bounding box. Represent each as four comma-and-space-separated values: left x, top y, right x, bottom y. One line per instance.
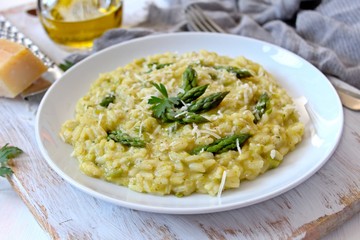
1, 1, 360, 239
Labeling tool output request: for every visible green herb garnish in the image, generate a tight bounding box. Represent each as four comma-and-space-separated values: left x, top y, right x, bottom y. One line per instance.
148, 66, 228, 125
58, 60, 74, 72
148, 82, 180, 120
0, 144, 23, 177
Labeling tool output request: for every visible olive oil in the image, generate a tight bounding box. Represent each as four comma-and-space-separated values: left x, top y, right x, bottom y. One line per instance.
38, 0, 123, 50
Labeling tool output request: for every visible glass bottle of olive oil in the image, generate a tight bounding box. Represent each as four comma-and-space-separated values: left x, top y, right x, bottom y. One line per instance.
38, 0, 123, 50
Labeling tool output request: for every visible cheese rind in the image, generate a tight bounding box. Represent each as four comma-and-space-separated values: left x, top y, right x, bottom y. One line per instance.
0, 39, 48, 98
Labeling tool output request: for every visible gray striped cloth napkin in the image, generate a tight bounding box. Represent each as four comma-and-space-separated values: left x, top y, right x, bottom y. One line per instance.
66, 0, 360, 89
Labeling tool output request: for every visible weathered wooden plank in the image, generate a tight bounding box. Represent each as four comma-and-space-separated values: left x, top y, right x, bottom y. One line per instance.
1, 94, 360, 240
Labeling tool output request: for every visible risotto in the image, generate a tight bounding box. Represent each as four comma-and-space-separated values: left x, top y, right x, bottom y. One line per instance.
60, 50, 304, 197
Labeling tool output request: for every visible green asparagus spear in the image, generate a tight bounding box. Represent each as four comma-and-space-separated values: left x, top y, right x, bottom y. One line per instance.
187, 91, 229, 114
164, 110, 209, 124
147, 62, 172, 72
148, 82, 209, 124
181, 66, 198, 92
100, 94, 115, 108
148, 78, 222, 125
253, 92, 270, 123
107, 130, 146, 147
177, 66, 203, 106
192, 134, 251, 154
214, 66, 252, 79
179, 84, 209, 104
180, 112, 209, 124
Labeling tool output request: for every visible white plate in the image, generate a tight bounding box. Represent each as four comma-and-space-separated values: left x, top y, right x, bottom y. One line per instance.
36, 32, 343, 214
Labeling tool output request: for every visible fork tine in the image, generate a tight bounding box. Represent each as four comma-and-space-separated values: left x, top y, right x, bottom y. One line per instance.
192, 5, 226, 33
185, 11, 204, 32
186, 6, 213, 32
185, 5, 227, 33
186, 5, 216, 32
186, 20, 200, 32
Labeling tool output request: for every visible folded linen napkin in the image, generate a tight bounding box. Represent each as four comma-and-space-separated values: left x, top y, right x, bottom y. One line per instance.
66, 0, 360, 89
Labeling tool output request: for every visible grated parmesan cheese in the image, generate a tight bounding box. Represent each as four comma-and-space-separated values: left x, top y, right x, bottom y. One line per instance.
236, 138, 242, 154
150, 125, 161, 139
269, 84, 273, 93
191, 123, 201, 138
199, 129, 221, 139
134, 73, 143, 81
98, 113, 103, 126
243, 84, 249, 104
217, 170, 228, 198
175, 111, 187, 118
135, 104, 151, 115
270, 149, 276, 159
138, 121, 144, 138
177, 88, 185, 94
282, 104, 296, 111
168, 78, 175, 87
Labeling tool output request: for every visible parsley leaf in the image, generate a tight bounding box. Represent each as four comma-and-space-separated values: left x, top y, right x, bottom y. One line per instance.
148, 82, 179, 119
0, 144, 23, 177
0, 167, 13, 176
58, 60, 74, 72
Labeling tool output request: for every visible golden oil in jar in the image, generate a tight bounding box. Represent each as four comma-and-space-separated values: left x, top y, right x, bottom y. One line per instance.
38, 0, 123, 50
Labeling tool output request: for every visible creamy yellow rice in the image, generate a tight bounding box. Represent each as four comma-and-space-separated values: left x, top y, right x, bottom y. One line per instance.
60, 50, 304, 197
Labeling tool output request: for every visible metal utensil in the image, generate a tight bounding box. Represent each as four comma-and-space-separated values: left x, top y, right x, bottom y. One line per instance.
334, 86, 360, 111
0, 15, 63, 98
184, 5, 360, 111
185, 5, 226, 33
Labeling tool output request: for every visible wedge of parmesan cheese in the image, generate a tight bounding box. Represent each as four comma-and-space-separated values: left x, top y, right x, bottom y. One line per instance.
0, 39, 47, 98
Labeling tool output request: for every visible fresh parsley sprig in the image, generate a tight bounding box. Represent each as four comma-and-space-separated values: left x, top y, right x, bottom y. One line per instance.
58, 60, 74, 72
0, 144, 23, 177
148, 82, 180, 120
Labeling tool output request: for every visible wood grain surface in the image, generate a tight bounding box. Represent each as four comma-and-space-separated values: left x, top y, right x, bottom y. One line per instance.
2, 96, 360, 240
2, 3, 360, 240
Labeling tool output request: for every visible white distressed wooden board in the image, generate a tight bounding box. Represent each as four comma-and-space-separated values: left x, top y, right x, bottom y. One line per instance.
2, 96, 360, 240
2, 3, 360, 240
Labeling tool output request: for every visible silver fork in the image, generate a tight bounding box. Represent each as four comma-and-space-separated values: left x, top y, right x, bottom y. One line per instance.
184, 5, 360, 111
185, 5, 226, 34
